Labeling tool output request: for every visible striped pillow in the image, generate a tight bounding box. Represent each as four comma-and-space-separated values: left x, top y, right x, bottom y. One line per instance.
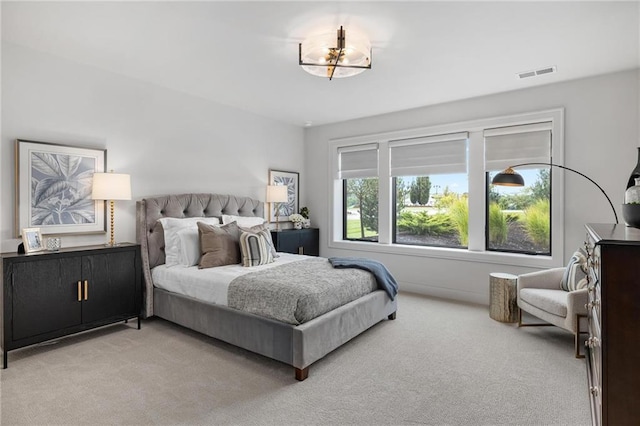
239, 223, 279, 258
561, 248, 589, 291
239, 231, 274, 267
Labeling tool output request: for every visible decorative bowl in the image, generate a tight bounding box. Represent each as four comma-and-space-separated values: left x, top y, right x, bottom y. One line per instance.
622, 204, 640, 227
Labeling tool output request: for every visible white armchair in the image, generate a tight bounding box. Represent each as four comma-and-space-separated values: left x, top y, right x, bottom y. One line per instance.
517, 267, 589, 358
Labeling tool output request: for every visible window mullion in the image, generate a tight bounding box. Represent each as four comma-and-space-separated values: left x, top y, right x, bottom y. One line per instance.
467, 131, 485, 251
378, 141, 391, 244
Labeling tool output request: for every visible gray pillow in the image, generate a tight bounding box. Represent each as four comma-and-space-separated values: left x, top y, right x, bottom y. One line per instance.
198, 221, 240, 268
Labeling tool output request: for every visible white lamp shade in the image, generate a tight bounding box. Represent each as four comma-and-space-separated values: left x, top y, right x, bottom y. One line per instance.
266, 185, 288, 203
91, 172, 132, 200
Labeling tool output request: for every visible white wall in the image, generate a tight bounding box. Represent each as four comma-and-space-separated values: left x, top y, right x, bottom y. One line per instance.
1, 43, 304, 251
304, 69, 640, 305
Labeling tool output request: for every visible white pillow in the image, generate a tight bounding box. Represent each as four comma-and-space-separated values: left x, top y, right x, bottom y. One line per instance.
158, 217, 220, 267
221, 214, 266, 228
177, 227, 202, 267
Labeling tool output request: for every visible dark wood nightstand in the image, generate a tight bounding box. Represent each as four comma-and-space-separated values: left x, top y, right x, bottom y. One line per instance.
270, 228, 319, 256
1, 243, 142, 368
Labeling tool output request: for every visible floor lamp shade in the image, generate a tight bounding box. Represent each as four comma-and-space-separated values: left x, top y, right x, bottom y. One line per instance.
92, 172, 132, 246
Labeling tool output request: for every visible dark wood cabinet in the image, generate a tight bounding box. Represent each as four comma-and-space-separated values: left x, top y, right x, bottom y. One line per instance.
1, 243, 141, 368
584, 224, 640, 426
271, 228, 319, 256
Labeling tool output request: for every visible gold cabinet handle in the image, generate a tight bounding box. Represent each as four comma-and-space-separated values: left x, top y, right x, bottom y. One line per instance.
84, 280, 88, 300
77, 281, 82, 302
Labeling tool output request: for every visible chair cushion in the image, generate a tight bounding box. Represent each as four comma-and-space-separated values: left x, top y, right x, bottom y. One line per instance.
561, 248, 588, 291
520, 288, 568, 317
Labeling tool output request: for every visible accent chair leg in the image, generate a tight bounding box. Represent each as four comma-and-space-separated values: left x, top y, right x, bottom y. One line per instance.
295, 367, 309, 381
388, 312, 397, 320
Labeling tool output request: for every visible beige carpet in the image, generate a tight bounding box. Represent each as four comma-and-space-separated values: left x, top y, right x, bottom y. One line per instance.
0, 292, 590, 425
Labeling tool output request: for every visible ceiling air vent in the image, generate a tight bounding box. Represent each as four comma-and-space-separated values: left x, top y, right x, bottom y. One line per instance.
517, 65, 557, 79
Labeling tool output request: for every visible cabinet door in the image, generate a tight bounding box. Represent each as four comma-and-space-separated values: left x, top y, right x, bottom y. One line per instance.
81, 251, 137, 324
11, 258, 82, 341
300, 229, 319, 256
276, 232, 301, 254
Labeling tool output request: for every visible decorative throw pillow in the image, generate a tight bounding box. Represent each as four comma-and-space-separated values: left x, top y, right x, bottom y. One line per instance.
561, 248, 589, 291
198, 221, 240, 269
239, 231, 274, 267
158, 217, 220, 267
239, 223, 279, 258
221, 214, 266, 228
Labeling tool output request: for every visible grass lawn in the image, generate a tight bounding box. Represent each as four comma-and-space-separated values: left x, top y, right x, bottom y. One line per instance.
346, 218, 378, 239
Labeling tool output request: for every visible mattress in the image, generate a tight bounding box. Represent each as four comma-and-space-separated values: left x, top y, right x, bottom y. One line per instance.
151, 252, 306, 306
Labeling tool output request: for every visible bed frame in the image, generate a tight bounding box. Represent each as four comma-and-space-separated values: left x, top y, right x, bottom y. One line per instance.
136, 193, 396, 380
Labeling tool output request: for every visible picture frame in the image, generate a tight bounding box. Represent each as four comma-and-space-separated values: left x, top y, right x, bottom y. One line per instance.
269, 169, 299, 222
15, 139, 107, 237
22, 228, 44, 253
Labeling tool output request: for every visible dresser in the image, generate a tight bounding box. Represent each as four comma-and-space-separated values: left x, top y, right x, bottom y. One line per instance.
1, 243, 142, 368
270, 228, 319, 256
584, 224, 640, 426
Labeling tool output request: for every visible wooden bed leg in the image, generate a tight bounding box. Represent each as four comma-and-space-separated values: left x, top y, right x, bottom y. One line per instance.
388, 312, 397, 320
295, 367, 309, 381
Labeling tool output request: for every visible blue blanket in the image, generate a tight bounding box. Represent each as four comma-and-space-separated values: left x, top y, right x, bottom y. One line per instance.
328, 257, 398, 300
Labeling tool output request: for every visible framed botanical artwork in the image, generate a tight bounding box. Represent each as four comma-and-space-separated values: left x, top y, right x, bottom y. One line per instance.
15, 139, 107, 237
269, 169, 299, 222
22, 228, 44, 253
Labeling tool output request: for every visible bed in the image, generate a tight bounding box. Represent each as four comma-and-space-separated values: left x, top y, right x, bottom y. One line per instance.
136, 193, 397, 380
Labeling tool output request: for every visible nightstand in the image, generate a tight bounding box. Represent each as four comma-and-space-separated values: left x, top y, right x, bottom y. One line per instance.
270, 228, 319, 256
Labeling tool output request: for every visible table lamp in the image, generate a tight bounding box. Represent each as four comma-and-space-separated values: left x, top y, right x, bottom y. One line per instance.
92, 170, 132, 246
266, 185, 288, 231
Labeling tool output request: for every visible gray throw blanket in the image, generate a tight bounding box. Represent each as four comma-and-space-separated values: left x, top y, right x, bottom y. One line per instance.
328, 257, 398, 300
227, 258, 377, 325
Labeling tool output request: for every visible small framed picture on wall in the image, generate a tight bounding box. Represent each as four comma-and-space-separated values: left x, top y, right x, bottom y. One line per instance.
22, 227, 44, 253
269, 169, 299, 222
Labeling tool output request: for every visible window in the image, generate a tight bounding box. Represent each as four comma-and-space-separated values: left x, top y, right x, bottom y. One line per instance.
484, 123, 552, 255
337, 144, 379, 242
390, 133, 469, 248
329, 109, 563, 266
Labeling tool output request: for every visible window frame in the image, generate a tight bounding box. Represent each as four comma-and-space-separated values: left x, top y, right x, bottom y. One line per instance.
328, 108, 564, 269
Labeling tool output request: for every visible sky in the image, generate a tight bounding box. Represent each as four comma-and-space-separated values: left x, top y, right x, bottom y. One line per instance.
407, 169, 542, 196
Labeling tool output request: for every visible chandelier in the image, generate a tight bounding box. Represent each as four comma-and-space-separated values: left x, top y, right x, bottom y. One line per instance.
298, 26, 372, 80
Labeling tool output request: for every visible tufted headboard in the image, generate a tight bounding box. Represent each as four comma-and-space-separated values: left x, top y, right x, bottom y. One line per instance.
136, 193, 264, 318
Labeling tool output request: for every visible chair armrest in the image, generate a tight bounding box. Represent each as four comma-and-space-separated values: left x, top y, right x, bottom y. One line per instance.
566, 288, 589, 316
517, 267, 566, 291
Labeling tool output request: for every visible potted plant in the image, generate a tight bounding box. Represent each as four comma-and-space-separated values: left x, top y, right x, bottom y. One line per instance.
289, 213, 304, 229
299, 207, 311, 228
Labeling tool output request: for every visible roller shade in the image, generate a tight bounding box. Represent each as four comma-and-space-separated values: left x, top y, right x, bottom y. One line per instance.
484, 122, 551, 171
389, 132, 468, 177
338, 144, 378, 179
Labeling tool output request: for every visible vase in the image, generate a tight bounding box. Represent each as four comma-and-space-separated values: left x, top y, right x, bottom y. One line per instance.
625, 178, 640, 204
303, 219, 311, 229
626, 147, 640, 189
294, 222, 302, 230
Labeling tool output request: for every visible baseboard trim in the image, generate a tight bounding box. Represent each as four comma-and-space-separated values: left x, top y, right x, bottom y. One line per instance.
399, 281, 487, 306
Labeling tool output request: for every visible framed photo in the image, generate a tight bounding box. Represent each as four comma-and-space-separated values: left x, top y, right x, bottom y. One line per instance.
22, 228, 44, 253
269, 169, 299, 222
15, 139, 106, 237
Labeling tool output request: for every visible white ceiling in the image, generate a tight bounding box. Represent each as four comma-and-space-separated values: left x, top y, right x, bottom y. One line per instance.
2, 1, 639, 127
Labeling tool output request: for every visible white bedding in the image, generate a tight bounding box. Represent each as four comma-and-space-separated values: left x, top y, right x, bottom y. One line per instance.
151, 252, 307, 306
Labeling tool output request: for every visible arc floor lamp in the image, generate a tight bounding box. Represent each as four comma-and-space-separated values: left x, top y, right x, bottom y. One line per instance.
491, 162, 618, 224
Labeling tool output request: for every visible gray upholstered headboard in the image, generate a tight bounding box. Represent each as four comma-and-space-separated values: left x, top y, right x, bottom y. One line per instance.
136, 193, 264, 317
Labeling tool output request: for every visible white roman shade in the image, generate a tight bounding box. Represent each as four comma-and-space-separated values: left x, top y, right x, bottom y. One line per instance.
484, 122, 552, 171
337, 143, 378, 179
389, 132, 468, 177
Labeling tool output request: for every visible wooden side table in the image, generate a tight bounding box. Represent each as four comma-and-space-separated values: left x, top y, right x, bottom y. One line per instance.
489, 272, 519, 323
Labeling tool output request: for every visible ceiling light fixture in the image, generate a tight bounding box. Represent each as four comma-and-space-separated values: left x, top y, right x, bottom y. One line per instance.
299, 26, 372, 80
